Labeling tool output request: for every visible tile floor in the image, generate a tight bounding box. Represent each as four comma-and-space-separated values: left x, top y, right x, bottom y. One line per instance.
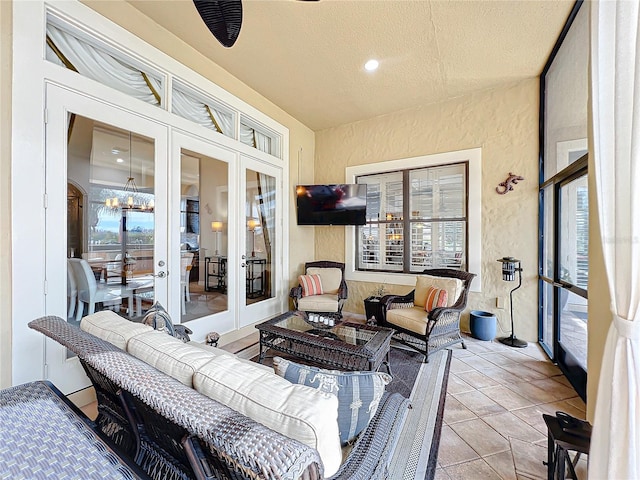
436, 334, 588, 480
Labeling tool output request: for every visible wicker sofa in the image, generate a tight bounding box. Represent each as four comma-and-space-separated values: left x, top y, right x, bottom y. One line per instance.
28, 314, 409, 480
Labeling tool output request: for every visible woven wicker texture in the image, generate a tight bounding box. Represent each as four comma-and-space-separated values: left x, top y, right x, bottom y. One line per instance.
381, 268, 476, 362
0, 381, 139, 480
29, 316, 322, 480
257, 313, 393, 372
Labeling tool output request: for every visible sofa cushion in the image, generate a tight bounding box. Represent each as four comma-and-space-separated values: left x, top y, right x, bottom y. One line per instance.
386, 306, 432, 335
306, 267, 342, 294
299, 274, 324, 297
424, 286, 448, 312
188, 342, 273, 372
193, 355, 342, 477
297, 293, 339, 313
80, 310, 152, 350
414, 275, 463, 309
127, 331, 216, 387
273, 357, 391, 445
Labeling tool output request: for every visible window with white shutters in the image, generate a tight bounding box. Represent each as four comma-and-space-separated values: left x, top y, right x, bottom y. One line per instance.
356, 163, 467, 273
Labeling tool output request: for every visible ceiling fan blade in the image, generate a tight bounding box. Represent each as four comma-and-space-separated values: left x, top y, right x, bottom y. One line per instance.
193, 0, 243, 48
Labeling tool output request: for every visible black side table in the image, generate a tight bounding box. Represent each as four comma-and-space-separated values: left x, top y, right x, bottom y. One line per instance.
364, 296, 385, 325
542, 413, 591, 480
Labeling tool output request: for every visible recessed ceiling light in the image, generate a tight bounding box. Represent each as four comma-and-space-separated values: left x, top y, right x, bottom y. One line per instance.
364, 59, 379, 72
116, 158, 124, 163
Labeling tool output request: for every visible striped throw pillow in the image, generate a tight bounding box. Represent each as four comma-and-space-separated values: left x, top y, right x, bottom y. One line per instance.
299, 274, 324, 297
424, 286, 448, 312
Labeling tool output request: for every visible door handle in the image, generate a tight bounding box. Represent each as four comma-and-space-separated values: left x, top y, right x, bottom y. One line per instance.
154, 271, 168, 278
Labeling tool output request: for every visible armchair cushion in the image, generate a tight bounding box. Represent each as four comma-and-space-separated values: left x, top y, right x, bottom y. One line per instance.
273, 357, 392, 445
425, 286, 448, 312
306, 267, 342, 294
414, 274, 463, 308
386, 306, 431, 336
298, 274, 324, 297
297, 293, 340, 313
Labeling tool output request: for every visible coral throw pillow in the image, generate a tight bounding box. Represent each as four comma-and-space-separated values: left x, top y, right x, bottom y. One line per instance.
424, 286, 448, 312
299, 274, 324, 297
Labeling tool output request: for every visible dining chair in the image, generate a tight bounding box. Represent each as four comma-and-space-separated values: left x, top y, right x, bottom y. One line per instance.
69, 258, 131, 321
67, 260, 77, 319
180, 252, 194, 315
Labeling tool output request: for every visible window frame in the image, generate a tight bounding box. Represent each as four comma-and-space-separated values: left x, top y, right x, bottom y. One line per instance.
345, 148, 482, 292
355, 162, 469, 273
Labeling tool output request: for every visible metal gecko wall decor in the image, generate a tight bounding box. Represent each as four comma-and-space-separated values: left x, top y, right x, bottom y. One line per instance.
496, 173, 525, 194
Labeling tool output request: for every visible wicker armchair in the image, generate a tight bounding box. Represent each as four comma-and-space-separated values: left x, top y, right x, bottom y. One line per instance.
290, 261, 348, 317
380, 268, 476, 362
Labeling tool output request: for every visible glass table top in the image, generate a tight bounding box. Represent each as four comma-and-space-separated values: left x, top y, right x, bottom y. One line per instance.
271, 313, 377, 346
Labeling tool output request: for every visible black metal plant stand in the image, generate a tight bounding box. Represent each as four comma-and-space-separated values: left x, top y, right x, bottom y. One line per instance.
497, 257, 528, 348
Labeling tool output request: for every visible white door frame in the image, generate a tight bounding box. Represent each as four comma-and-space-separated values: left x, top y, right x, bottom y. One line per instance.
44, 83, 170, 393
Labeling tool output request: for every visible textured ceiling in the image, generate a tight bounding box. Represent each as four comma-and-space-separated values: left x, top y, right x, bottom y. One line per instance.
126, 0, 574, 131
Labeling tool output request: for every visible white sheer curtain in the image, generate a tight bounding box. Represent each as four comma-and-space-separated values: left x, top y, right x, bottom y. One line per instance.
171, 87, 234, 138
46, 24, 162, 106
240, 124, 272, 154
589, 1, 640, 478
257, 172, 276, 296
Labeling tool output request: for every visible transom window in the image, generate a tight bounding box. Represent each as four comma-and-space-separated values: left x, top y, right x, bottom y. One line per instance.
356, 162, 467, 273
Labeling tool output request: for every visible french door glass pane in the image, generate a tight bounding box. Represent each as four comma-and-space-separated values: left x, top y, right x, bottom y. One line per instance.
541, 280, 555, 356
180, 149, 228, 322
542, 185, 554, 278
560, 175, 589, 288
68, 115, 155, 324
559, 290, 588, 370
246, 169, 276, 304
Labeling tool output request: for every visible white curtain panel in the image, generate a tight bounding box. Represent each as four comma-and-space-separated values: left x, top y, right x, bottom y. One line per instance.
589, 1, 640, 478
46, 24, 161, 106
240, 124, 257, 149
240, 124, 271, 154
171, 88, 234, 137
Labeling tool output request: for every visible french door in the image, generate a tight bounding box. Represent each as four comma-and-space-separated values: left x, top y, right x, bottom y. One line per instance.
45, 84, 169, 393
539, 156, 588, 400
238, 156, 283, 326
169, 134, 284, 337
45, 85, 285, 393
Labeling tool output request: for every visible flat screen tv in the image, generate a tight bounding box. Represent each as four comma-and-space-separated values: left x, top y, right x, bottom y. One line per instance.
296, 184, 367, 226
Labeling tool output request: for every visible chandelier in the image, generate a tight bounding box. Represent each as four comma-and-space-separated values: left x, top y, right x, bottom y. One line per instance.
105, 132, 154, 211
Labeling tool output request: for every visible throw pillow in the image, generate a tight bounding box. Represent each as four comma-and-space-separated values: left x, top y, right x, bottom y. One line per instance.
424, 286, 448, 312
298, 274, 324, 297
273, 356, 392, 445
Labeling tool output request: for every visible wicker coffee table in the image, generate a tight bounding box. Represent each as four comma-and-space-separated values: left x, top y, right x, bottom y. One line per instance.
256, 311, 394, 373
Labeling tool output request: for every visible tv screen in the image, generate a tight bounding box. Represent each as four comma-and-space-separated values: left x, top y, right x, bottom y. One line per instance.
296, 184, 367, 226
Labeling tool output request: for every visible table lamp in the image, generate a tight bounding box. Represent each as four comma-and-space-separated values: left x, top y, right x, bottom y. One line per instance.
211, 221, 222, 256
247, 218, 260, 257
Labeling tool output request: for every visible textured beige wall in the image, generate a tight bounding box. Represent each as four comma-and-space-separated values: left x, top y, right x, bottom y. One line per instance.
81, 0, 316, 301
0, 0, 13, 389
315, 79, 540, 341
